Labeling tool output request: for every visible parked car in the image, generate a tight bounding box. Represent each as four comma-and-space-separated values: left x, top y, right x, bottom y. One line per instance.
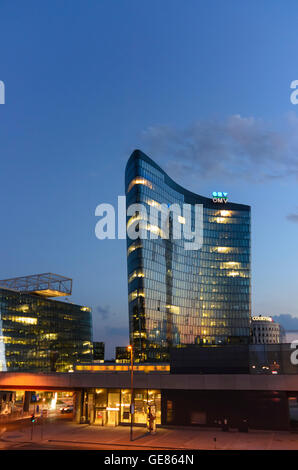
60, 405, 73, 414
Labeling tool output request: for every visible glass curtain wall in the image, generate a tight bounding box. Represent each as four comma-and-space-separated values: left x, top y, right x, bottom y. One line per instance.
125, 150, 251, 362
0, 288, 92, 371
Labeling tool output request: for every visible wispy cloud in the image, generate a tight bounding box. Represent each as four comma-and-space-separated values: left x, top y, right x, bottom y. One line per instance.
141, 113, 298, 182
96, 304, 112, 320
286, 210, 298, 223
272, 314, 298, 330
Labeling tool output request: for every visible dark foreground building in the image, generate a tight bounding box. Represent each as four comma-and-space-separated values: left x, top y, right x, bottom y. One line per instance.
72, 343, 298, 430
0, 273, 93, 372
2, 364, 298, 431
125, 150, 251, 362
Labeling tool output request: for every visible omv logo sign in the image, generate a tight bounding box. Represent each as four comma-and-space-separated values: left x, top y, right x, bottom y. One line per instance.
0, 81, 5, 104
212, 192, 228, 203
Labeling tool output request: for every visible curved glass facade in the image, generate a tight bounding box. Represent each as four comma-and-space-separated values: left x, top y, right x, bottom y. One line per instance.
125, 150, 251, 362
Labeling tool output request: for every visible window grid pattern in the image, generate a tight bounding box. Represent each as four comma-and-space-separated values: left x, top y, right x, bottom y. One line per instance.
125, 151, 251, 362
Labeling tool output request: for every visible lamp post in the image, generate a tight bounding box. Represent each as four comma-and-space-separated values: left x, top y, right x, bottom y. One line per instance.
127, 345, 134, 441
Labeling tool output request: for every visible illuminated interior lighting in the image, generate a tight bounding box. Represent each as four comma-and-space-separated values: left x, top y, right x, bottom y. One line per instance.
32, 289, 68, 297
127, 242, 142, 255
50, 392, 57, 410
147, 199, 161, 209
127, 214, 143, 229
9, 316, 37, 325
221, 261, 241, 269
127, 177, 153, 192
76, 364, 170, 373
128, 270, 145, 283
41, 333, 57, 340
17, 304, 30, 313
129, 290, 145, 301
166, 305, 180, 315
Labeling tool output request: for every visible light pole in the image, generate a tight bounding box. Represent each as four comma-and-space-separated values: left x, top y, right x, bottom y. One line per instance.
127, 345, 134, 441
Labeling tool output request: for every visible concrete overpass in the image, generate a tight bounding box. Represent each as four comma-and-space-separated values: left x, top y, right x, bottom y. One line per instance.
1, 371, 298, 392
1, 372, 298, 430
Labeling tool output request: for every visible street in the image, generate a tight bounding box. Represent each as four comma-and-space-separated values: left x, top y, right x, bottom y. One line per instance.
2, 414, 298, 450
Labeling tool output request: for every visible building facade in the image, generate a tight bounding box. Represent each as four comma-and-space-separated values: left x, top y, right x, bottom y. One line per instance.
115, 346, 130, 363
0, 273, 93, 372
93, 342, 105, 362
125, 150, 251, 362
251, 316, 285, 344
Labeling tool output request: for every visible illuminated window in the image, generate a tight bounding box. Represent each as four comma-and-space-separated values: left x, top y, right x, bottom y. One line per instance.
127, 241, 142, 255
227, 271, 240, 277
9, 316, 37, 325
221, 261, 241, 270
133, 331, 147, 338
16, 304, 30, 313
219, 210, 232, 217
147, 199, 161, 209
129, 290, 145, 301
166, 305, 180, 315
147, 224, 165, 237
214, 246, 233, 253
128, 270, 144, 283
210, 217, 228, 224
41, 333, 58, 340
127, 214, 143, 229
127, 177, 153, 192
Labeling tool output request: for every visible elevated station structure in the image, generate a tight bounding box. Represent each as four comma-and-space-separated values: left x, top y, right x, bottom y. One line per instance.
0, 273, 72, 298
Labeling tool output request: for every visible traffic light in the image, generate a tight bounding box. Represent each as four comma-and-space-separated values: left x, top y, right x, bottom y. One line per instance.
31, 414, 36, 423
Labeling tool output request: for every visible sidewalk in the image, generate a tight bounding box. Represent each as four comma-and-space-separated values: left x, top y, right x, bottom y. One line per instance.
2, 420, 298, 450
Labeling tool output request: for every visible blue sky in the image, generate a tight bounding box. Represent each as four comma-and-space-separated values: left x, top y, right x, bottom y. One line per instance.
0, 0, 298, 357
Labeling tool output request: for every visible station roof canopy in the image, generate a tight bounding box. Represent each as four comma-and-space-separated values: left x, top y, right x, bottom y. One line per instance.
0, 273, 72, 298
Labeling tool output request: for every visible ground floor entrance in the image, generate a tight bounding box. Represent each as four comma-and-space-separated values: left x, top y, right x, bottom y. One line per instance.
77, 388, 293, 431
78, 388, 161, 428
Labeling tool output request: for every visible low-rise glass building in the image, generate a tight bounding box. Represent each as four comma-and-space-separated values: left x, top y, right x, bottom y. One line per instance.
0, 273, 92, 372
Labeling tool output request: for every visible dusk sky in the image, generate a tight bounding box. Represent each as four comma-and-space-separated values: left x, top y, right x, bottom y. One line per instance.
1, 1, 298, 358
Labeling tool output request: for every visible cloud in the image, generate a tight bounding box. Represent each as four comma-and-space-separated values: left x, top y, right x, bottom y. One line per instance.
286, 209, 298, 223
96, 305, 112, 320
141, 113, 298, 182
272, 314, 298, 330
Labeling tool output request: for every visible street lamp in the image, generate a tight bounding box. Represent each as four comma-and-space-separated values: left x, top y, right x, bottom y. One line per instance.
127, 344, 134, 441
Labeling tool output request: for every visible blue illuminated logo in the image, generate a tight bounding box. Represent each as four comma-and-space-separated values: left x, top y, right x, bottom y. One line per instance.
212, 192, 228, 203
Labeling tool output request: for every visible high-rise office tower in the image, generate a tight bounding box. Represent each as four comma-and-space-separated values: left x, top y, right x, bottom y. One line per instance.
125, 150, 251, 362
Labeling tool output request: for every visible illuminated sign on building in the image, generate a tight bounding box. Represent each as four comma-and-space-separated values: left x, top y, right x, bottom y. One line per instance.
212, 192, 228, 203
252, 316, 273, 322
